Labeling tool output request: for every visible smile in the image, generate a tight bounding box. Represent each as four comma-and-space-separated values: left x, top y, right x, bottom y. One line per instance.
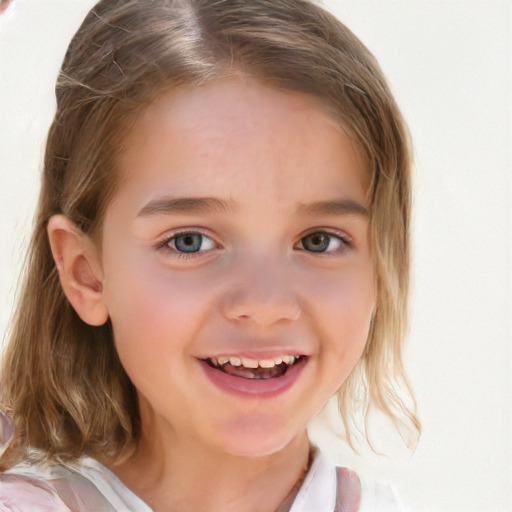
205, 355, 305, 380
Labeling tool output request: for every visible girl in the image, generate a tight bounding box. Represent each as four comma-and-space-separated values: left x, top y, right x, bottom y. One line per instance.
0, 0, 419, 510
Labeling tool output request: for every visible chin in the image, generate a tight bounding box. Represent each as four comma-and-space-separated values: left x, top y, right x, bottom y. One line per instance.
210, 416, 307, 458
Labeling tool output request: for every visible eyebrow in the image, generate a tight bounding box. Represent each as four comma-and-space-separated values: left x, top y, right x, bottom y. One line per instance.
137, 196, 368, 218
137, 196, 235, 217
296, 199, 368, 217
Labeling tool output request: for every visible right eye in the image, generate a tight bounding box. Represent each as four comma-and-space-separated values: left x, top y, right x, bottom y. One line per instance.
162, 232, 217, 254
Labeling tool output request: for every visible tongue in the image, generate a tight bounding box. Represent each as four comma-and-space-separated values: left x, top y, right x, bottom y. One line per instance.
219, 362, 288, 379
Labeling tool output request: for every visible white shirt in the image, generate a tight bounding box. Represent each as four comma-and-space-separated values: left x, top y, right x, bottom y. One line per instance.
0, 450, 403, 511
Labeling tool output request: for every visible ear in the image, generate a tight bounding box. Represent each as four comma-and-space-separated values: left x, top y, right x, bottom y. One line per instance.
47, 215, 109, 326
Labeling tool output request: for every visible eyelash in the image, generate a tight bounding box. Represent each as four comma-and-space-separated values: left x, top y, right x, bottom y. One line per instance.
156, 230, 218, 259
295, 230, 353, 255
156, 229, 353, 258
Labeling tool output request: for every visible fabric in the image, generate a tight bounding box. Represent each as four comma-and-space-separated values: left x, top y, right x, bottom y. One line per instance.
0, 449, 404, 511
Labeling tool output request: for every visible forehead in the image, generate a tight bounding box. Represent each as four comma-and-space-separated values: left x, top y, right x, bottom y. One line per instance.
112, 78, 367, 215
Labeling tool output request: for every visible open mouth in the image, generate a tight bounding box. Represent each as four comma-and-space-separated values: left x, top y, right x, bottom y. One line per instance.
204, 355, 306, 380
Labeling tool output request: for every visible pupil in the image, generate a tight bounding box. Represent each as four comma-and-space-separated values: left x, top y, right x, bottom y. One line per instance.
175, 234, 202, 252
303, 233, 329, 252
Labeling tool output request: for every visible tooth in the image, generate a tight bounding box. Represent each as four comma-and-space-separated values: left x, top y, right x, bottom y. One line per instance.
241, 358, 259, 369
213, 355, 299, 368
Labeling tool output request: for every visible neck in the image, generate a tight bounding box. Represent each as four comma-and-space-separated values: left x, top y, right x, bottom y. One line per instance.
109, 415, 311, 512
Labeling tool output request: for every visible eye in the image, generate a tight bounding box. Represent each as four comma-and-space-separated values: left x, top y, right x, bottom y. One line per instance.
298, 232, 349, 253
165, 232, 216, 253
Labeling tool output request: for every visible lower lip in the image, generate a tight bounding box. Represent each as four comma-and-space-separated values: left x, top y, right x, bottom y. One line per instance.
200, 358, 308, 397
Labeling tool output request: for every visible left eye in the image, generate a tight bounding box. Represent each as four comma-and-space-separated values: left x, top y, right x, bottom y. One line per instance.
166, 233, 216, 253
298, 232, 346, 253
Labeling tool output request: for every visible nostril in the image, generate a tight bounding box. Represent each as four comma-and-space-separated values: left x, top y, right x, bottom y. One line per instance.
224, 303, 301, 325
221, 271, 301, 325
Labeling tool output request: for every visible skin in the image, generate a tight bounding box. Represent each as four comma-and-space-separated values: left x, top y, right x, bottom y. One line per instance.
49, 78, 375, 512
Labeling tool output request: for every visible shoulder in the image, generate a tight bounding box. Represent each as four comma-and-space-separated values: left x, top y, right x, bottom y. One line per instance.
0, 460, 116, 511
291, 448, 405, 512
355, 471, 406, 512
0, 471, 69, 511
334, 467, 405, 512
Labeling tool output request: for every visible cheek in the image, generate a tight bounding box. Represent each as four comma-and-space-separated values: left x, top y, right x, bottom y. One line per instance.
305, 261, 375, 318
102, 254, 215, 356
306, 265, 375, 357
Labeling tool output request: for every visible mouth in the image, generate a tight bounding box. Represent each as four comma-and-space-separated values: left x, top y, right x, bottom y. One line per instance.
204, 355, 306, 380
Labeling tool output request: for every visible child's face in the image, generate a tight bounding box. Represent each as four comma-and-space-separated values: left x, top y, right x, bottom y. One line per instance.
99, 79, 375, 457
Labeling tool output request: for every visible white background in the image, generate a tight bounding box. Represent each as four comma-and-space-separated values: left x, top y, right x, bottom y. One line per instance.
0, 1, 510, 511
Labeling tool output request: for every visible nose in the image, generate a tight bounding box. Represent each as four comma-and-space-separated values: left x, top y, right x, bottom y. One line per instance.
221, 254, 301, 326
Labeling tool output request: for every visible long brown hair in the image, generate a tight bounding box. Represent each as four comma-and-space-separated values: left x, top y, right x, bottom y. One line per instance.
1, 0, 419, 467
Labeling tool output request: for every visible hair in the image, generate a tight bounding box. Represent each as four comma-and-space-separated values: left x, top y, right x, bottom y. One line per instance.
0, 0, 419, 468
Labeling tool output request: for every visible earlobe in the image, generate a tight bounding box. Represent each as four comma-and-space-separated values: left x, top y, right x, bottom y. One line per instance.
47, 215, 109, 326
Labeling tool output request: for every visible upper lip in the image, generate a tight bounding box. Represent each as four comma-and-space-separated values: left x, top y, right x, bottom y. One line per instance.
208, 354, 306, 369
198, 350, 310, 360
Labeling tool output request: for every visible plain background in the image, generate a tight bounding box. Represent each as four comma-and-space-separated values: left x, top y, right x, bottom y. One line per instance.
0, 1, 510, 511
